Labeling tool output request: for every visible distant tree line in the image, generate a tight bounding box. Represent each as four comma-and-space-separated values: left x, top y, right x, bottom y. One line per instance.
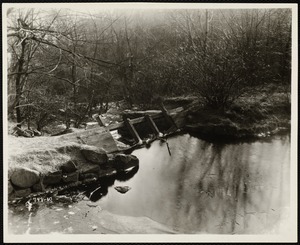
6, 8, 291, 130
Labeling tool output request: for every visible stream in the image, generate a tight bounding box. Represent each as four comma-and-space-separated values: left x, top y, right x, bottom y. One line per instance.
8, 134, 291, 234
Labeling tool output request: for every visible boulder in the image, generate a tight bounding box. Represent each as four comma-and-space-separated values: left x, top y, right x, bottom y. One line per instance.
62, 171, 79, 183
80, 145, 108, 164
113, 154, 139, 171
8, 181, 14, 195
82, 178, 98, 184
32, 179, 46, 192
10, 167, 40, 188
79, 164, 100, 175
115, 165, 139, 182
64, 181, 82, 189
43, 170, 62, 185
99, 168, 117, 178
60, 160, 78, 173
15, 188, 31, 197
114, 186, 131, 194
79, 173, 98, 181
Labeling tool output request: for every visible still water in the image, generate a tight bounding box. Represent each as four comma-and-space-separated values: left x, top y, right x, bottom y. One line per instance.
8, 134, 291, 234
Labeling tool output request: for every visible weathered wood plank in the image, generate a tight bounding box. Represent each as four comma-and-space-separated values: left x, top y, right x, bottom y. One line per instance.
96, 115, 106, 127
107, 112, 165, 131
106, 107, 183, 131
121, 110, 162, 118
124, 118, 143, 145
145, 114, 161, 135
50, 106, 185, 154
159, 102, 178, 129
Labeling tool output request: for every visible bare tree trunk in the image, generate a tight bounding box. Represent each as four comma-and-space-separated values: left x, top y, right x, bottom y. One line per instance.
27, 105, 31, 129
72, 49, 77, 106
15, 40, 26, 126
204, 9, 208, 56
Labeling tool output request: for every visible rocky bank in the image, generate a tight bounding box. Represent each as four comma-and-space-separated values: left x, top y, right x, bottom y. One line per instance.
7, 136, 139, 200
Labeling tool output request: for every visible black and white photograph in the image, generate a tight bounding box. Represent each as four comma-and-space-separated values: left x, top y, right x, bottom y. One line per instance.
3, 2, 298, 243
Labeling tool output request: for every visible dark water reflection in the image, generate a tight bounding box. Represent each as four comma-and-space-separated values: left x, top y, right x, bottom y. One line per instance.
8, 134, 290, 234
85, 167, 139, 202
97, 134, 290, 234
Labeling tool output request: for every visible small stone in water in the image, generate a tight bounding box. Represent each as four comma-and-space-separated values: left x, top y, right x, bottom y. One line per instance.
92, 225, 97, 231
114, 186, 131, 194
68, 211, 75, 215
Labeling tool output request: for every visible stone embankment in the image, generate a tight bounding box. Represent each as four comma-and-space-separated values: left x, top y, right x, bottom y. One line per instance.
8, 144, 139, 199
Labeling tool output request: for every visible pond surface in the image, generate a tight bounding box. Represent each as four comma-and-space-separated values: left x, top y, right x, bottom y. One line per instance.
8, 134, 291, 234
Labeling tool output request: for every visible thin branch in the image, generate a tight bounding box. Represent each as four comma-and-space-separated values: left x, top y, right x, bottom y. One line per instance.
47, 48, 62, 73
30, 35, 118, 67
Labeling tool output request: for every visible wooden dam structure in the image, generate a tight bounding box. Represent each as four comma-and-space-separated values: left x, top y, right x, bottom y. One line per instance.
57, 104, 186, 154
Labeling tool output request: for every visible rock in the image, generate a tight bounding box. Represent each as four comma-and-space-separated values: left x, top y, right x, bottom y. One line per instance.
114, 186, 131, 194
60, 160, 78, 173
20, 130, 32, 137
43, 170, 62, 185
10, 167, 40, 188
87, 203, 99, 208
115, 165, 139, 182
24, 129, 35, 137
13, 126, 32, 137
85, 122, 99, 130
124, 166, 137, 174
15, 188, 31, 197
32, 179, 46, 192
64, 181, 82, 188
62, 171, 79, 183
99, 168, 117, 178
33, 129, 42, 136
80, 145, 108, 164
82, 178, 98, 184
8, 181, 14, 195
54, 195, 72, 203
115, 140, 130, 151
107, 153, 115, 160
79, 164, 100, 175
51, 128, 74, 136
113, 154, 139, 171
79, 173, 98, 181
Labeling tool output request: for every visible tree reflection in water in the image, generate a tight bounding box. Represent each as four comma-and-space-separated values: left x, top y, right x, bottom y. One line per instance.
110, 134, 291, 234
164, 134, 291, 234
86, 166, 139, 202
7, 134, 290, 235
